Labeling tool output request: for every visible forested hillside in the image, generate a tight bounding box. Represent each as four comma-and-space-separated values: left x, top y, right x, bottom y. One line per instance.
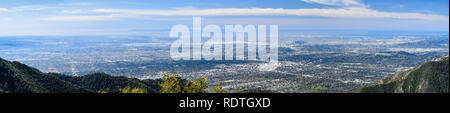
0, 57, 160, 93
356, 55, 449, 93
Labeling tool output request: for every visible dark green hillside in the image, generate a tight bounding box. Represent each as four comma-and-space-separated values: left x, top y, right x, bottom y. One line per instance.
53, 73, 160, 93
356, 55, 449, 93
0, 57, 89, 93
0, 57, 160, 93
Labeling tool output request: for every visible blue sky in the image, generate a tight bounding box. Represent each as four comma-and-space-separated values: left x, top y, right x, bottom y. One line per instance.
0, 0, 448, 36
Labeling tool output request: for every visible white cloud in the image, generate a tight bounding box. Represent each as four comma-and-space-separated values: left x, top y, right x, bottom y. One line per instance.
301, 0, 365, 7
42, 14, 137, 21
7, 2, 92, 12
0, 8, 8, 12
11, 5, 56, 11
88, 7, 448, 21
57, 2, 93, 6
61, 10, 83, 14
42, 1, 448, 22
2, 17, 13, 21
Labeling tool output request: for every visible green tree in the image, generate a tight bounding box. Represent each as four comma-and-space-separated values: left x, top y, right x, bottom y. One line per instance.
213, 83, 227, 93
119, 86, 148, 93
158, 73, 181, 93
306, 85, 327, 90
97, 86, 147, 93
97, 88, 110, 93
183, 75, 208, 93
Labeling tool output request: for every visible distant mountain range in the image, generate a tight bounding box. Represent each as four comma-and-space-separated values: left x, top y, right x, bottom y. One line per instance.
0, 57, 160, 93
355, 55, 449, 93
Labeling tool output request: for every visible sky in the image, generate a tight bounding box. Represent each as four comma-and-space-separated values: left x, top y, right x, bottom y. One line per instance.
0, 0, 448, 36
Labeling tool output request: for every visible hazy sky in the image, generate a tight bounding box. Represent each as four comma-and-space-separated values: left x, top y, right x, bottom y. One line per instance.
0, 0, 448, 36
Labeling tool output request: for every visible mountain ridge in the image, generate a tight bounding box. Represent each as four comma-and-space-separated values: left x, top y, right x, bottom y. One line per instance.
355, 55, 449, 93
0, 57, 160, 93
